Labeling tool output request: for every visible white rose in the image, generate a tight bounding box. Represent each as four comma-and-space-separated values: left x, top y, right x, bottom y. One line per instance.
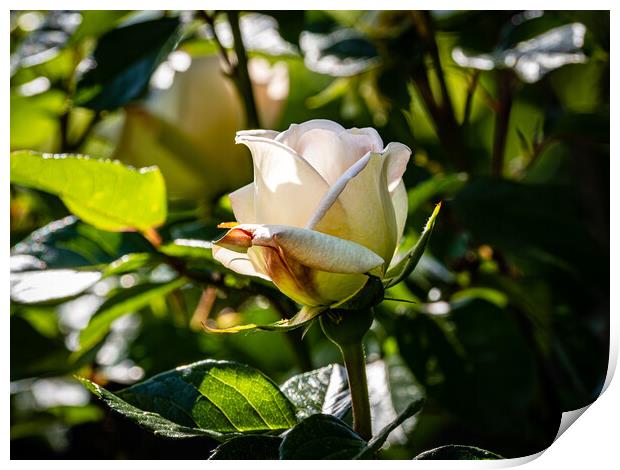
213, 119, 411, 307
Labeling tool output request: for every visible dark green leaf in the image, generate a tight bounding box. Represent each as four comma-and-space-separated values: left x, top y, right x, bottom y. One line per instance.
77, 277, 187, 354
75, 17, 180, 110
11, 216, 153, 270
452, 178, 602, 275
281, 364, 350, 420
354, 397, 424, 459
452, 21, 587, 83
10, 151, 167, 232
415, 445, 503, 460
279, 414, 365, 459
77, 377, 218, 439
393, 298, 538, 433
11, 315, 70, 380
209, 435, 281, 460
300, 28, 379, 77
79, 359, 298, 439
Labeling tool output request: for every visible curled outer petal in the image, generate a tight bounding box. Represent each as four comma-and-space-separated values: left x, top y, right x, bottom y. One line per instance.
213, 224, 384, 306
307, 142, 412, 271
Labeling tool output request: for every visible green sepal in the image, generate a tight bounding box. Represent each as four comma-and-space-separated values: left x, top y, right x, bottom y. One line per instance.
203, 305, 327, 334
384, 202, 442, 288
333, 275, 384, 311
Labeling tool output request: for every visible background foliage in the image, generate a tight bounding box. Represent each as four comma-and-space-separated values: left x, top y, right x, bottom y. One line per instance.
10, 10, 609, 459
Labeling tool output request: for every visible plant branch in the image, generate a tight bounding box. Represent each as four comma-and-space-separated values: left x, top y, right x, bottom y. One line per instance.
409, 12, 467, 172
462, 70, 480, 128
227, 11, 260, 129
491, 70, 514, 177
200, 11, 234, 74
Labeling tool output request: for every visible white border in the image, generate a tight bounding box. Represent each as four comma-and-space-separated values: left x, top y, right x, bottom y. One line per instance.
3, 3, 617, 468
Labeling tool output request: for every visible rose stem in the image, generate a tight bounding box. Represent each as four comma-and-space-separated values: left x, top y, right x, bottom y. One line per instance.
340, 341, 372, 440
321, 309, 374, 440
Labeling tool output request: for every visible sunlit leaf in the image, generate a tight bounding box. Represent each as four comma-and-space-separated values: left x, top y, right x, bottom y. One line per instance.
300, 28, 379, 77
10, 151, 167, 232
452, 23, 587, 83
69, 10, 131, 44
79, 359, 298, 439
11, 269, 101, 304
10, 91, 65, 151
281, 364, 350, 420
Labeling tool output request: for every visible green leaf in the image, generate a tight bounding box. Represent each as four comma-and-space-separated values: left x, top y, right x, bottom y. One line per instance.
75, 17, 180, 111
281, 364, 350, 420
393, 298, 538, 434
385, 202, 442, 287
10, 151, 167, 232
415, 445, 503, 460
279, 414, 366, 459
209, 435, 282, 460
407, 174, 467, 215
204, 305, 326, 334
77, 277, 187, 354
10, 91, 65, 151
69, 11, 131, 44
11, 216, 154, 270
77, 376, 218, 439
159, 239, 213, 261
103, 252, 158, 276
354, 397, 425, 459
79, 359, 298, 440
451, 178, 602, 276
301, 28, 379, 77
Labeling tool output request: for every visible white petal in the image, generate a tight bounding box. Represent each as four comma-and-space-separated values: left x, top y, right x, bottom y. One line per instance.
223, 224, 384, 274
235, 133, 338, 228
384, 142, 411, 192
305, 151, 372, 231
391, 179, 408, 244
312, 151, 400, 269
229, 183, 255, 223
212, 245, 270, 280
343, 127, 384, 152
236, 129, 280, 140
294, 128, 360, 184
275, 119, 346, 148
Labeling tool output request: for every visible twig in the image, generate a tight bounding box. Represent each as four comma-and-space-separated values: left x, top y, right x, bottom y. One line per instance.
491, 70, 514, 178
462, 70, 480, 127
199, 11, 234, 74
226, 11, 260, 129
